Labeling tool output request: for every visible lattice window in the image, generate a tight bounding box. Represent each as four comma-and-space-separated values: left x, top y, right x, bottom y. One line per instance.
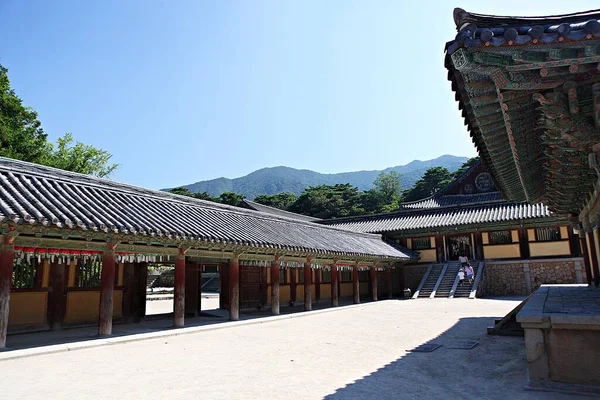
279, 267, 287, 284
489, 230, 512, 245
77, 260, 102, 288
341, 270, 352, 282
11, 259, 37, 289
322, 269, 331, 283
359, 270, 369, 282
536, 227, 561, 242
412, 237, 431, 250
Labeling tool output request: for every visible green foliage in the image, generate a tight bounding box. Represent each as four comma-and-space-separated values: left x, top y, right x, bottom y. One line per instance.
402, 166, 453, 202
0, 64, 117, 177
451, 156, 480, 179
218, 192, 245, 206
175, 156, 469, 198
0, 66, 50, 164
169, 187, 195, 197
288, 184, 363, 219
166, 157, 480, 220
168, 187, 219, 202
43, 133, 118, 178
254, 192, 298, 209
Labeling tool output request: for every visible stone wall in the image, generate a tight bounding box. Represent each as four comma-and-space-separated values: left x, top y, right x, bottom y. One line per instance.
403, 264, 429, 293
479, 258, 585, 297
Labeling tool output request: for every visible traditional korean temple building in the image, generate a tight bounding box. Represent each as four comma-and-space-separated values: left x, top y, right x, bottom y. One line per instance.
444, 7, 600, 391
320, 161, 586, 298
0, 157, 416, 349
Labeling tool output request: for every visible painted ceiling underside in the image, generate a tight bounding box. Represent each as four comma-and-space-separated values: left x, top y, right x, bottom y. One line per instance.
445, 8, 600, 217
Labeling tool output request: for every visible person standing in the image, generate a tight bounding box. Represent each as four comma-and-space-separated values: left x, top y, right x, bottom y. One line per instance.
458, 253, 469, 268
465, 264, 474, 284
457, 268, 465, 286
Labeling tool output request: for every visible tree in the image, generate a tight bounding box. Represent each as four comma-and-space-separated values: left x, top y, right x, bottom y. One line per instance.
288, 184, 362, 219
0, 65, 50, 164
168, 188, 220, 202
219, 192, 245, 207
169, 187, 195, 197
43, 133, 118, 178
452, 156, 480, 179
0, 64, 118, 177
402, 167, 452, 202
254, 192, 298, 210
194, 191, 219, 202
374, 171, 401, 203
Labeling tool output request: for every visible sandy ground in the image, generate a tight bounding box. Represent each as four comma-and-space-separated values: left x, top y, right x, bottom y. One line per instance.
0, 298, 586, 400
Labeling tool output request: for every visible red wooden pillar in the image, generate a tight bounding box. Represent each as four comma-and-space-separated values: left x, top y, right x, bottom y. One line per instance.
0, 235, 14, 348
229, 257, 239, 320
289, 268, 297, 307
98, 243, 116, 336
353, 265, 360, 304
386, 265, 393, 299
331, 263, 339, 307
271, 258, 280, 315
304, 260, 312, 311
48, 261, 67, 330
173, 248, 186, 328
315, 269, 321, 303
370, 265, 378, 301
580, 233, 593, 285
587, 226, 600, 286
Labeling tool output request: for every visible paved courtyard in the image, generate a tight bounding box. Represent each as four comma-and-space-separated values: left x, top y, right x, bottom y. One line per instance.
0, 298, 587, 399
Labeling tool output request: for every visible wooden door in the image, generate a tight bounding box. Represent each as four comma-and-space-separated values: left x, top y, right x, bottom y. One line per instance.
240, 266, 261, 309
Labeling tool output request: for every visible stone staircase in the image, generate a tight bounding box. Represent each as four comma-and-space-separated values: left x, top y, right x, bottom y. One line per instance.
147, 274, 159, 289
201, 274, 220, 293
453, 262, 482, 298
417, 264, 444, 298
435, 262, 461, 298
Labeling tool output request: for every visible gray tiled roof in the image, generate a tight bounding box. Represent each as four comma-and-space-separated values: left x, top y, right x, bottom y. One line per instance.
241, 200, 321, 223
322, 202, 554, 234
401, 192, 504, 210
0, 157, 414, 260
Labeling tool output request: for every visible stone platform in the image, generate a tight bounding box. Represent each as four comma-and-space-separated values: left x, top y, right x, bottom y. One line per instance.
517, 284, 600, 395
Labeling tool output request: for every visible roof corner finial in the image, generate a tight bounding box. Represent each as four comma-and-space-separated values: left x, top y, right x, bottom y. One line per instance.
453, 8, 469, 28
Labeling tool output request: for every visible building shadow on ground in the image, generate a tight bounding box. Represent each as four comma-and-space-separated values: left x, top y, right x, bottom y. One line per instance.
323, 313, 582, 400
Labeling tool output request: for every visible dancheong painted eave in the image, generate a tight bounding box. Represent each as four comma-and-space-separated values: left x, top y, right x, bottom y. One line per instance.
444, 8, 600, 216
0, 157, 415, 261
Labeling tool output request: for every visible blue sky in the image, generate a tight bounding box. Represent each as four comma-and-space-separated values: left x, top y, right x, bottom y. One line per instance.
1, 1, 597, 189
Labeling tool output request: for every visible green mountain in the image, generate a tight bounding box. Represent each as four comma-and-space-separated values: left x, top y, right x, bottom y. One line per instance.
170, 154, 469, 200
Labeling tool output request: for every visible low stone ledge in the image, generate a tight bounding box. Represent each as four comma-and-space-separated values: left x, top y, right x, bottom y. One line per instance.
516, 284, 600, 391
